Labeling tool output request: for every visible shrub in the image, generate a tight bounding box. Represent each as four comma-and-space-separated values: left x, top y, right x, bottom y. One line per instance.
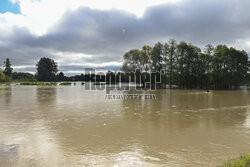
0, 72, 5, 82
220, 154, 250, 167
4, 75, 12, 82
59, 82, 72, 85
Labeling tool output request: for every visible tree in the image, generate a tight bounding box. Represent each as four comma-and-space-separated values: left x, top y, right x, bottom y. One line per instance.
57, 72, 66, 81
12, 72, 35, 81
141, 45, 152, 72
121, 39, 249, 89
176, 41, 188, 88
164, 39, 177, 88
176, 43, 203, 89
3, 58, 13, 77
36, 57, 58, 81
121, 49, 141, 72
228, 48, 249, 88
204, 44, 214, 90
121, 46, 152, 72
151, 42, 164, 72
212, 45, 231, 89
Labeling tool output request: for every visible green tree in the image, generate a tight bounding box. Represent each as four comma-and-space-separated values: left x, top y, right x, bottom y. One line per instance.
141, 45, 152, 71
211, 45, 249, 89
183, 43, 202, 88
163, 39, 177, 88
212, 45, 226, 89
121, 49, 141, 72
122, 46, 152, 72
204, 44, 214, 90
57, 72, 66, 81
151, 42, 164, 72
3, 58, 13, 77
228, 48, 249, 88
36, 57, 58, 81
176, 41, 188, 88
12, 72, 35, 81
122, 49, 140, 72
121, 40, 249, 89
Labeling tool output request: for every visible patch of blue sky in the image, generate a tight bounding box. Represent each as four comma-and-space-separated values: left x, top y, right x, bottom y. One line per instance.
0, 0, 20, 14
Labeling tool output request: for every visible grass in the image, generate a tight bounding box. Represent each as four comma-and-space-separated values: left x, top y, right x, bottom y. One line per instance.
59, 82, 72, 85
220, 154, 250, 167
19, 82, 57, 85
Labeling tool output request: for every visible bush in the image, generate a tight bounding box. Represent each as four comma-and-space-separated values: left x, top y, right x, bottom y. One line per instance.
59, 82, 72, 85
4, 75, 12, 82
0, 72, 5, 82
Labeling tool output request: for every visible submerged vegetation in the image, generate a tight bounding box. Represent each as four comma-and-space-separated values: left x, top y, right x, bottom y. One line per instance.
59, 82, 72, 85
220, 154, 250, 167
19, 82, 57, 86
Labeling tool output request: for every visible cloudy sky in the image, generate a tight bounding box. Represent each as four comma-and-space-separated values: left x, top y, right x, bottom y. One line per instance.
0, 0, 250, 75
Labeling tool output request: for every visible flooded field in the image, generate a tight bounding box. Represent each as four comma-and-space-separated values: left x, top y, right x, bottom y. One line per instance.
0, 84, 250, 167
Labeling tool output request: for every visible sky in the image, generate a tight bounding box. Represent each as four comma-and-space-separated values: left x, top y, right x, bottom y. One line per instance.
0, 0, 250, 75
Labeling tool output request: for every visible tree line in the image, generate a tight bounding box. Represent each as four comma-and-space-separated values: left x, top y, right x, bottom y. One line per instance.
1, 40, 250, 90
121, 39, 250, 89
0, 57, 86, 82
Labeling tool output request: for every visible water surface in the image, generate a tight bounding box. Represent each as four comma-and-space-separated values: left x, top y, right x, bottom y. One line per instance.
0, 84, 250, 166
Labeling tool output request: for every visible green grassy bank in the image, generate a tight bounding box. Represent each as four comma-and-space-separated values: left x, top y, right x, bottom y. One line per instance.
220, 154, 250, 167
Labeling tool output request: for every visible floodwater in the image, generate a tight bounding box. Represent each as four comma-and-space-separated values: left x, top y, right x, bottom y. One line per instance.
0, 84, 250, 167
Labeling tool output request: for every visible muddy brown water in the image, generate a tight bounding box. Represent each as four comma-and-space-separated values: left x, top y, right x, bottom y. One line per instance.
0, 84, 250, 166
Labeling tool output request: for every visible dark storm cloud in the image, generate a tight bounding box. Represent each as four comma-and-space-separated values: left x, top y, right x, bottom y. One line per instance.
1, 0, 250, 73
143, 0, 250, 43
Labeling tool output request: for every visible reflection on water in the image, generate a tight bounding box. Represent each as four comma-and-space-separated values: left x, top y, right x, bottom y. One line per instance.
0, 144, 19, 167
36, 87, 57, 107
0, 85, 250, 167
2, 86, 12, 105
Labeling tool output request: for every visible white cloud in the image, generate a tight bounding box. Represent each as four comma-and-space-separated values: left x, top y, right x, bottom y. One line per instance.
4, 0, 177, 35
